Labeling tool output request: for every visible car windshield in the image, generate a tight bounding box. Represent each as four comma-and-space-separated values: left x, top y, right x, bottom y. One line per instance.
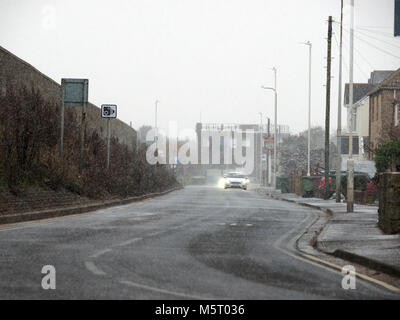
226, 173, 245, 178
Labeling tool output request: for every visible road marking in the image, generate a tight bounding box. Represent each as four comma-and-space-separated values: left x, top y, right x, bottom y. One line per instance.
273, 210, 399, 295
114, 237, 143, 247
230, 223, 237, 226
85, 261, 106, 276
120, 280, 212, 300
89, 248, 112, 259
302, 253, 400, 293
148, 231, 165, 237
245, 223, 253, 227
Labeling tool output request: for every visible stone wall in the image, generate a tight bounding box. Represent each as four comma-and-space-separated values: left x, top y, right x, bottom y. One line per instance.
0, 45, 137, 150
378, 172, 400, 234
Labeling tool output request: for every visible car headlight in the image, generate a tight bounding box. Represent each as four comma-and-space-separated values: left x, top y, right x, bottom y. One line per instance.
225, 179, 230, 184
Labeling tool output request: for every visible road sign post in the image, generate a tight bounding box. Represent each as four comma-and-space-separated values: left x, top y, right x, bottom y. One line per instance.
101, 104, 117, 169
264, 137, 274, 151
60, 82, 65, 157
60, 79, 89, 174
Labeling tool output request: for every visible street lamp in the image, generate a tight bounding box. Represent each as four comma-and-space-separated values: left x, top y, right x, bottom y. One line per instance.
261, 67, 278, 189
258, 112, 263, 186
302, 41, 312, 176
155, 99, 160, 160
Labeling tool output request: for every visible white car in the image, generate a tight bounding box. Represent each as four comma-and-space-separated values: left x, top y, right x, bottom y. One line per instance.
223, 172, 249, 190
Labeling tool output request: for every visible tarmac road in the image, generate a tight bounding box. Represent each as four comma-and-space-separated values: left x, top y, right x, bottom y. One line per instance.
0, 185, 398, 299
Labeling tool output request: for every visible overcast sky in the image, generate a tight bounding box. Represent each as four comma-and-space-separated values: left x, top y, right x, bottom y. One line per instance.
0, 0, 399, 135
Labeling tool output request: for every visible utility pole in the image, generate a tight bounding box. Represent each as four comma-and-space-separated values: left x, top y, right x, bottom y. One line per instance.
324, 16, 333, 200
307, 41, 312, 177
336, 0, 344, 203
347, 0, 355, 212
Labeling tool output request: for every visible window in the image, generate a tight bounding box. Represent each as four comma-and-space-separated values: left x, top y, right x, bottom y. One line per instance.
395, 104, 399, 127
353, 136, 359, 155
352, 108, 357, 131
341, 136, 348, 154
340, 136, 359, 155
371, 102, 374, 122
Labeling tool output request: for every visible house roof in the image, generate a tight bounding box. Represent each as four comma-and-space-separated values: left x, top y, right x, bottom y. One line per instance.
344, 70, 398, 104
367, 68, 400, 97
368, 70, 396, 84
344, 83, 376, 105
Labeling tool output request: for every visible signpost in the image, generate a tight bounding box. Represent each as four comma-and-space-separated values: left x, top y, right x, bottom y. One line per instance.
264, 137, 274, 151
60, 78, 88, 174
101, 104, 117, 169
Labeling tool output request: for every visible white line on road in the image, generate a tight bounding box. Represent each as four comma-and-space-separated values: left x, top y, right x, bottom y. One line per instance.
90, 248, 112, 259
147, 231, 166, 237
85, 261, 106, 276
114, 237, 143, 247
120, 280, 213, 300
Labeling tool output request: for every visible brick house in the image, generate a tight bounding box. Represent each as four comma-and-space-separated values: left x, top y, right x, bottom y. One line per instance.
342, 71, 394, 161
368, 68, 400, 159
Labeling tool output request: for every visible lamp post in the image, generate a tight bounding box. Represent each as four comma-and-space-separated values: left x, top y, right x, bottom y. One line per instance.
302, 41, 312, 176
259, 112, 263, 186
155, 99, 160, 162
261, 67, 278, 189
347, 0, 355, 212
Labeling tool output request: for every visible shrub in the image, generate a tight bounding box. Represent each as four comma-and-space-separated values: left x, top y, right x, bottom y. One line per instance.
0, 83, 178, 198
374, 139, 400, 173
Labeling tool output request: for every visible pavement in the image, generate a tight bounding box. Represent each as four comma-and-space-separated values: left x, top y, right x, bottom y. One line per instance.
0, 184, 399, 299
257, 187, 400, 278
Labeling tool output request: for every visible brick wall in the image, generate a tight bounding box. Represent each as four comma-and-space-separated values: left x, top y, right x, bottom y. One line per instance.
0, 189, 92, 215
369, 69, 400, 159
370, 89, 400, 152
0, 45, 137, 150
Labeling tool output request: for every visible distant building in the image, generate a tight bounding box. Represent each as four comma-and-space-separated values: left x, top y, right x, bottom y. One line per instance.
195, 122, 289, 180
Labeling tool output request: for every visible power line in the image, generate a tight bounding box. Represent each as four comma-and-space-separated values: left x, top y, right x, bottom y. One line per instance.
333, 30, 350, 78
340, 24, 400, 60
357, 25, 392, 29
357, 26, 397, 39
333, 25, 370, 80
356, 29, 400, 50
333, 21, 397, 38
336, 24, 375, 70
